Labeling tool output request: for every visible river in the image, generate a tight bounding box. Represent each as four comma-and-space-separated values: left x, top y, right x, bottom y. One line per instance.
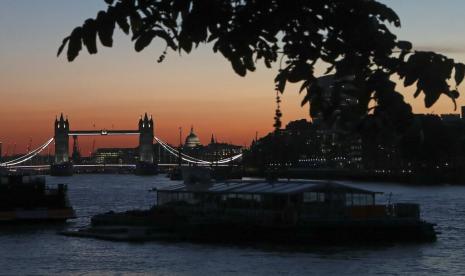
0, 174, 464, 275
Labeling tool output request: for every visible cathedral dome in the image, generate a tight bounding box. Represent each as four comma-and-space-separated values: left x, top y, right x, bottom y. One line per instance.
185, 126, 201, 148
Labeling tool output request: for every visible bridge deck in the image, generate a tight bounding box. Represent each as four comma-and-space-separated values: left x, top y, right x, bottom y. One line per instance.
68, 130, 140, 136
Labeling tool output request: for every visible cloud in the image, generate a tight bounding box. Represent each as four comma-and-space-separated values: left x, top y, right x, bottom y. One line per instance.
413, 44, 465, 54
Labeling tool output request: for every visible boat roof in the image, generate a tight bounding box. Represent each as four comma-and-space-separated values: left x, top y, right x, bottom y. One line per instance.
156, 181, 381, 195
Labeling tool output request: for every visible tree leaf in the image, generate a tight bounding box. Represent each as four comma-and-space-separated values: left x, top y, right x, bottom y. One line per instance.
152, 30, 177, 50
243, 55, 256, 72
424, 88, 441, 108
299, 80, 309, 94
397, 40, 412, 51
82, 19, 98, 54
451, 98, 457, 110
325, 65, 335, 75
129, 12, 142, 35
274, 71, 286, 93
230, 58, 246, 77
403, 73, 417, 87
449, 89, 460, 99
455, 63, 465, 86
57, 36, 70, 57
67, 27, 83, 62
287, 63, 312, 83
135, 31, 156, 52
116, 16, 130, 34
67, 27, 82, 61
367, 1, 401, 27
264, 58, 272, 68
96, 11, 115, 47
301, 93, 310, 106
179, 36, 193, 53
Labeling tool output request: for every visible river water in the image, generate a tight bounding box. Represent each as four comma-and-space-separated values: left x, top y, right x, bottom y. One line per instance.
1, 174, 464, 275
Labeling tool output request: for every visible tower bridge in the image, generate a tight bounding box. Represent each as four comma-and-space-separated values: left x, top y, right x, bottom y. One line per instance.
53, 113, 155, 175
0, 113, 243, 176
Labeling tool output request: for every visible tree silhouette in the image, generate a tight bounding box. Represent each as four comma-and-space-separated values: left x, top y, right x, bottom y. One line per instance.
58, 0, 465, 132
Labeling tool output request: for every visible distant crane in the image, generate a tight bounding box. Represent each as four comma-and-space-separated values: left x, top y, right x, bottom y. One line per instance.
91, 139, 96, 157
91, 122, 96, 156
27, 137, 32, 153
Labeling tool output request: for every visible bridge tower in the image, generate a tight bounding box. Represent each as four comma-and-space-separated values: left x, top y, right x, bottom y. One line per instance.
54, 113, 69, 163
51, 113, 73, 176
71, 135, 81, 164
136, 113, 157, 174
138, 113, 154, 163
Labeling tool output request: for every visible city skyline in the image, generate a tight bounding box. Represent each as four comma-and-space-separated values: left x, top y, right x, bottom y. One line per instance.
2, 1, 465, 154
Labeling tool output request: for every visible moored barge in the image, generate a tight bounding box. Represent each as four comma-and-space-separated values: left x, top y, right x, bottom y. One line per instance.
0, 173, 76, 223
63, 180, 437, 243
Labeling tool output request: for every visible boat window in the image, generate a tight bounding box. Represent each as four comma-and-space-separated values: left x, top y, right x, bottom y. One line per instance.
179, 192, 194, 202
353, 194, 362, 205
303, 192, 312, 202
346, 193, 353, 205
351, 193, 373, 206
221, 193, 236, 201
158, 192, 174, 205
333, 193, 345, 201
303, 192, 325, 203
366, 195, 374, 205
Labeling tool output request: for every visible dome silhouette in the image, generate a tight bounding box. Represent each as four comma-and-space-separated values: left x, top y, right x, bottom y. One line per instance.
185, 126, 201, 148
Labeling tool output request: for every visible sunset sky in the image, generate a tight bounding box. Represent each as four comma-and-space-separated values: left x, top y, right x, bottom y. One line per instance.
1, 1, 465, 155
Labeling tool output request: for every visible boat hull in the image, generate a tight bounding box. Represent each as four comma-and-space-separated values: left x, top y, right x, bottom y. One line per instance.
63, 210, 436, 243
0, 208, 76, 224
172, 221, 437, 244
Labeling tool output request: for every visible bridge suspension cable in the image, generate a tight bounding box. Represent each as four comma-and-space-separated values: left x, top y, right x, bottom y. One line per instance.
159, 139, 242, 164
1, 143, 47, 165
155, 137, 210, 163
155, 137, 241, 164
0, 138, 54, 167
154, 136, 242, 165
155, 137, 211, 164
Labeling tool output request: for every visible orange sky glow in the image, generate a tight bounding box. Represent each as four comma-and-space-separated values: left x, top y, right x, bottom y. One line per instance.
1, 1, 465, 156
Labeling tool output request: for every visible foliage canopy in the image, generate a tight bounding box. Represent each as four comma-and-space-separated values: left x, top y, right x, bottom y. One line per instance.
59, 0, 465, 133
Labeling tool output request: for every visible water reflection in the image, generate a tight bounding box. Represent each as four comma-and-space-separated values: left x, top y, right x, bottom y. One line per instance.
0, 175, 464, 275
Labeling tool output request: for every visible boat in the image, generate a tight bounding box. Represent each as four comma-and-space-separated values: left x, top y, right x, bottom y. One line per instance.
50, 162, 74, 176
168, 165, 240, 182
0, 173, 76, 223
167, 166, 182, 181
62, 180, 437, 243
135, 161, 158, 175
181, 166, 212, 185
